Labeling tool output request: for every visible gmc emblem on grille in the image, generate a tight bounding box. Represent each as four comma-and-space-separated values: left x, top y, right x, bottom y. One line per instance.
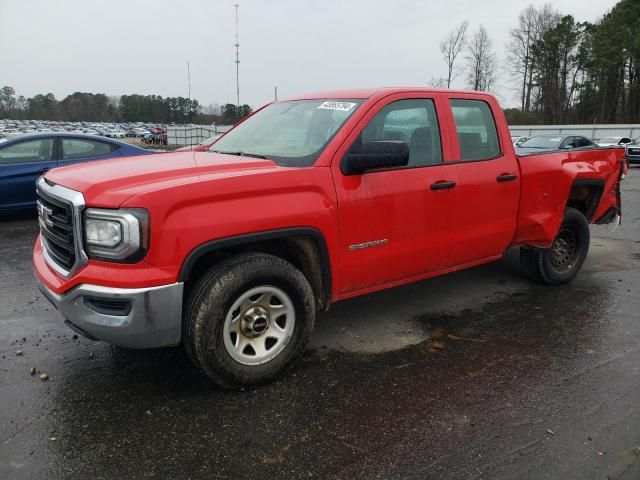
37, 200, 54, 228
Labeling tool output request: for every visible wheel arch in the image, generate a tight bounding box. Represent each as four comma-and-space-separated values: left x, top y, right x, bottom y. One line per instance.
566, 179, 604, 222
179, 228, 332, 311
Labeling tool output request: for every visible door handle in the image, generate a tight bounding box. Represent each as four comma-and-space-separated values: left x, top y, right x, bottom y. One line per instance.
430, 180, 457, 190
496, 173, 517, 182
39, 167, 50, 173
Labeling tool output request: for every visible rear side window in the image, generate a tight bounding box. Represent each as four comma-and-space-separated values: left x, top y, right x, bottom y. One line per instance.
0, 139, 54, 164
450, 99, 501, 161
62, 139, 117, 160
357, 99, 442, 167
577, 137, 593, 147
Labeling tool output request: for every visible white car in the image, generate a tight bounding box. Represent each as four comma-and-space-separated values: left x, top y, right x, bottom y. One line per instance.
596, 136, 632, 147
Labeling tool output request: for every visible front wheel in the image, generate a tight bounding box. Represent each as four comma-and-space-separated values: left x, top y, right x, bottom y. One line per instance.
183, 253, 316, 389
520, 207, 590, 285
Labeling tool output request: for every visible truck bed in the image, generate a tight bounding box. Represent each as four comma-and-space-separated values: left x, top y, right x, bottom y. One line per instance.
513, 147, 625, 248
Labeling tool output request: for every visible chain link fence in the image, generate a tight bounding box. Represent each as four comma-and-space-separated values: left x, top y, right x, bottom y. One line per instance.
166, 125, 233, 147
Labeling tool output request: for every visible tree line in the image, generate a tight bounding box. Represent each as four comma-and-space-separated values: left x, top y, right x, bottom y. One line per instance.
0, 87, 252, 125
434, 0, 638, 124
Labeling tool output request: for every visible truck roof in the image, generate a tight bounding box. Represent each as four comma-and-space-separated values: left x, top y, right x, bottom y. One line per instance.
283, 87, 497, 101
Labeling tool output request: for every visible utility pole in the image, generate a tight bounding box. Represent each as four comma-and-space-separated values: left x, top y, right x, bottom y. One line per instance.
234, 4, 240, 111
274, 86, 278, 101
187, 61, 191, 125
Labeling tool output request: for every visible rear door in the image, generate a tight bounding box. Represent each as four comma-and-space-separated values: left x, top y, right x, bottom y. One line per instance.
59, 137, 121, 166
0, 137, 57, 212
444, 96, 520, 265
332, 93, 459, 294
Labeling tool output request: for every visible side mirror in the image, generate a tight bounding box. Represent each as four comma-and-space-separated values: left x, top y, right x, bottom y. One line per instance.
342, 141, 410, 175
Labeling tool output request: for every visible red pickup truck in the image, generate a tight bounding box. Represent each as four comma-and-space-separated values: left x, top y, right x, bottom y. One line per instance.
33, 88, 625, 388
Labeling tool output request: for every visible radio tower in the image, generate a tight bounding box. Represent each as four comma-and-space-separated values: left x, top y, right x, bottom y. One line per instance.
234, 3, 240, 110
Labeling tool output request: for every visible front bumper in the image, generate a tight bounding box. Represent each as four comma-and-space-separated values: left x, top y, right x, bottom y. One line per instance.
38, 280, 183, 349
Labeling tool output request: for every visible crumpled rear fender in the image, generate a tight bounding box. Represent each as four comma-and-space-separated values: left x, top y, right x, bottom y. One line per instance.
513, 148, 624, 248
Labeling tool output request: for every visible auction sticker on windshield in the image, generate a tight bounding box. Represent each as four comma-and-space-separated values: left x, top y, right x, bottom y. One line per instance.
318, 101, 357, 112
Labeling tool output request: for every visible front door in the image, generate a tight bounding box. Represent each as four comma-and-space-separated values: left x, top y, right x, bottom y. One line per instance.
332, 95, 458, 294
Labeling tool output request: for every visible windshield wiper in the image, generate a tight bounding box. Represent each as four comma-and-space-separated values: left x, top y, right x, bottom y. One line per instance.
211, 150, 269, 159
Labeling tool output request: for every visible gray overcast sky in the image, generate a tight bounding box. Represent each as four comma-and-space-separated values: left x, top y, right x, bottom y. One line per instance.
0, 0, 619, 109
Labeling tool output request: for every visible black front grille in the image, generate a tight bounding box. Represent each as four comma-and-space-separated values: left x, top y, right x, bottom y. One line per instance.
37, 189, 76, 270
83, 297, 132, 316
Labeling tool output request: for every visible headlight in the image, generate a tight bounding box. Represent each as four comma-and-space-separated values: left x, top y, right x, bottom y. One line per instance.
84, 208, 149, 262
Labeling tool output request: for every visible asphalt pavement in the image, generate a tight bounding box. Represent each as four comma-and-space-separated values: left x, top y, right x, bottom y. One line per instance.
1, 168, 639, 480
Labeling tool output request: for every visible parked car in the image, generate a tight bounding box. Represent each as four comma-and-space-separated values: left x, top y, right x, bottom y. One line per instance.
33, 88, 625, 388
128, 128, 150, 138
142, 132, 167, 146
625, 137, 640, 165
174, 135, 221, 152
516, 134, 595, 153
511, 135, 530, 146
1, 128, 20, 137
0, 132, 152, 214
596, 136, 632, 147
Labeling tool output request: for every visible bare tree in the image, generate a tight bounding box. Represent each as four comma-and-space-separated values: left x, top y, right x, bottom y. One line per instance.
506, 6, 536, 110
505, 4, 561, 111
427, 76, 448, 88
466, 25, 496, 92
440, 21, 469, 88
203, 103, 221, 116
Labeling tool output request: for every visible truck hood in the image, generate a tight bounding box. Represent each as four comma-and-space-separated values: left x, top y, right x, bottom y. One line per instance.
45, 151, 282, 207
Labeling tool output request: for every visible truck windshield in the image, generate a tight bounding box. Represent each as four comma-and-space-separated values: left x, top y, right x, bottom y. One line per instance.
210, 99, 362, 166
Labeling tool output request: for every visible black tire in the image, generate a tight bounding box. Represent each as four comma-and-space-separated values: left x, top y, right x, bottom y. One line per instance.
183, 253, 316, 389
520, 207, 590, 285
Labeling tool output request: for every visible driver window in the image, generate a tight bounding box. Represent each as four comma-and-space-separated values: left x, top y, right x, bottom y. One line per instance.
353, 99, 442, 167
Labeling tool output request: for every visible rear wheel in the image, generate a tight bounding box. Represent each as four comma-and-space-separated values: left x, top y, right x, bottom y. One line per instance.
183, 253, 316, 389
520, 207, 590, 285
